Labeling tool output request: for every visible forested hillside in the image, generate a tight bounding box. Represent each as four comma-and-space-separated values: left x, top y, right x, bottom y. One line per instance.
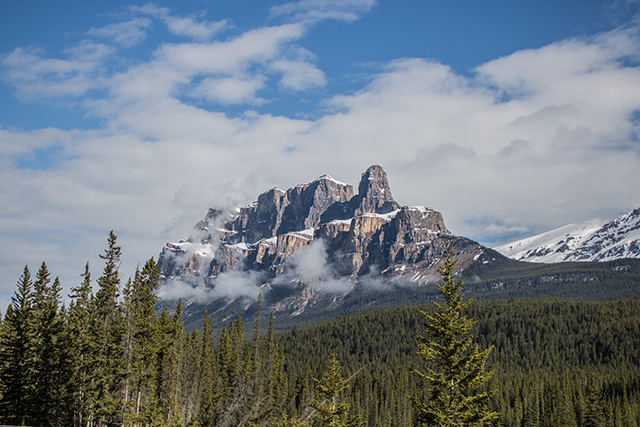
277, 298, 640, 426
1, 233, 639, 426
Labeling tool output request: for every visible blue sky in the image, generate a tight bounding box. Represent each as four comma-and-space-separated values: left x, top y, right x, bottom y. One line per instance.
1, 0, 640, 306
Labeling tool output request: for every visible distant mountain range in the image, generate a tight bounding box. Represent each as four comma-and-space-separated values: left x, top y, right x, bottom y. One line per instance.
494, 207, 640, 263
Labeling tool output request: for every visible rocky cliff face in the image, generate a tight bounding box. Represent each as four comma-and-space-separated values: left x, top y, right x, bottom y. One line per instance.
158, 165, 485, 320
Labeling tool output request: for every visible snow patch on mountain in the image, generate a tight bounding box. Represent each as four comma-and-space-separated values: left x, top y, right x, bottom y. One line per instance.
494, 207, 640, 263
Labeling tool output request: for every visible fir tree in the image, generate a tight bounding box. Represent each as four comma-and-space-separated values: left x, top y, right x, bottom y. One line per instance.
412, 249, 498, 426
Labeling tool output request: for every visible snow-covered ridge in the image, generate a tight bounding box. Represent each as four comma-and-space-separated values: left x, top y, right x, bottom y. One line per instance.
318, 174, 349, 186
295, 174, 350, 189
494, 207, 640, 263
360, 209, 401, 221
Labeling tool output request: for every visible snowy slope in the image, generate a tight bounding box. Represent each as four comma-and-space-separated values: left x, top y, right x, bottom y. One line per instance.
494, 207, 640, 263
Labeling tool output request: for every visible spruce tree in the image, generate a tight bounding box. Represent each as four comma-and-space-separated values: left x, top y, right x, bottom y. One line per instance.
31, 266, 68, 426
67, 262, 98, 427
31, 263, 67, 426
311, 354, 363, 427
412, 249, 497, 426
154, 304, 183, 426
92, 230, 126, 426
582, 376, 606, 427
123, 258, 161, 425
0, 266, 36, 425
195, 310, 217, 427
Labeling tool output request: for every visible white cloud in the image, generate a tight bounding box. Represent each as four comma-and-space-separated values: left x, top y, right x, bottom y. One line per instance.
193, 76, 267, 104
277, 240, 353, 293
270, 0, 377, 23
1, 6, 639, 302
156, 24, 305, 75
86, 17, 152, 47
132, 3, 229, 41
211, 270, 264, 300
271, 58, 326, 90
1, 43, 112, 100
165, 16, 229, 41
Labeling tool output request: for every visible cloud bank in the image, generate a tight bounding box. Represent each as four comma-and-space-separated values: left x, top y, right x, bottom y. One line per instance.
0, 1, 639, 304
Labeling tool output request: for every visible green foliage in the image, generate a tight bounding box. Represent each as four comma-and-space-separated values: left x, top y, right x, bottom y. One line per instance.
0, 266, 37, 425
1, 234, 640, 426
92, 230, 127, 426
310, 354, 363, 427
413, 251, 497, 426
276, 297, 640, 426
67, 262, 99, 426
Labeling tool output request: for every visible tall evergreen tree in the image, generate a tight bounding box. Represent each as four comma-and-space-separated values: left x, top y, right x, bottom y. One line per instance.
68, 262, 98, 427
413, 249, 497, 426
31, 266, 68, 426
196, 310, 217, 427
0, 266, 36, 425
582, 376, 606, 427
92, 230, 126, 426
311, 354, 363, 427
154, 303, 183, 427
31, 263, 68, 426
124, 257, 162, 425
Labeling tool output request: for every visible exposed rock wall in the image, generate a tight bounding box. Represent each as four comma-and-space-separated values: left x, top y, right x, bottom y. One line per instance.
158, 165, 482, 289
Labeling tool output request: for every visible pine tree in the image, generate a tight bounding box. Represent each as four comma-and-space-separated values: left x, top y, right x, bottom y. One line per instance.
0, 266, 37, 425
412, 249, 498, 426
311, 354, 363, 427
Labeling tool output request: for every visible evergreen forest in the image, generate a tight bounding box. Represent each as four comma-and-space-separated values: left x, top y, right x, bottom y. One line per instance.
1, 232, 639, 426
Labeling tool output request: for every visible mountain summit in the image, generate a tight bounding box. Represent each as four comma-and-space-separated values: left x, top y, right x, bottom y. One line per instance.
494, 207, 640, 263
157, 165, 485, 322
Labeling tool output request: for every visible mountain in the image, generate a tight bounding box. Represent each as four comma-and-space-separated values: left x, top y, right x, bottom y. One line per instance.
157, 165, 487, 324
157, 167, 640, 329
494, 207, 640, 263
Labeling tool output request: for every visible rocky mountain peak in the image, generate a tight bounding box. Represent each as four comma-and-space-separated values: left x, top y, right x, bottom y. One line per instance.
158, 166, 484, 321
354, 165, 400, 215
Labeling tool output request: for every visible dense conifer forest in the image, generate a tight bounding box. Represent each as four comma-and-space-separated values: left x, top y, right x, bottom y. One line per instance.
1, 232, 639, 426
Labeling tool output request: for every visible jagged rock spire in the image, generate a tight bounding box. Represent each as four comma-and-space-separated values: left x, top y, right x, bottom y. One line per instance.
354, 165, 400, 215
